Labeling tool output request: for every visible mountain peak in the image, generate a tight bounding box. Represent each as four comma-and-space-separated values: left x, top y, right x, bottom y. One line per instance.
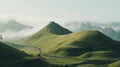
8, 19, 18, 24
47, 21, 60, 27
45, 21, 72, 35
0, 19, 34, 32
29, 21, 72, 39
49, 21, 56, 24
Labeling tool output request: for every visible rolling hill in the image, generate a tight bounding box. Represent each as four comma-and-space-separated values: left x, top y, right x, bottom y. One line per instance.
18, 21, 120, 67
20, 21, 72, 53
20, 21, 120, 56
48, 30, 120, 57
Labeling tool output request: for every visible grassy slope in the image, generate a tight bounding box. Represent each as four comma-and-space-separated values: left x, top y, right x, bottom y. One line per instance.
0, 42, 52, 67
107, 60, 120, 67
0, 42, 27, 60
20, 21, 72, 53
49, 30, 120, 56
19, 22, 120, 66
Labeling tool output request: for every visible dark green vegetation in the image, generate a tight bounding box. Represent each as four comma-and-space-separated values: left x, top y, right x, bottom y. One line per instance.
1, 21, 120, 67
0, 41, 55, 67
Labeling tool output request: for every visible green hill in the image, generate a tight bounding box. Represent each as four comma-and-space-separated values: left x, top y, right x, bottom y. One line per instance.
0, 41, 52, 67
49, 30, 120, 57
19, 21, 120, 66
0, 42, 27, 60
0, 41, 26, 67
107, 60, 120, 67
20, 21, 72, 53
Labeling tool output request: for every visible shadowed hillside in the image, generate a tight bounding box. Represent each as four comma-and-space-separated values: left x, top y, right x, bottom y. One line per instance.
0, 41, 53, 67
0, 42, 27, 60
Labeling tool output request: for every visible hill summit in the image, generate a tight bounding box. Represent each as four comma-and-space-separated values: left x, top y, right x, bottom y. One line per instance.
37, 21, 72, 35
23, 21, 72, 42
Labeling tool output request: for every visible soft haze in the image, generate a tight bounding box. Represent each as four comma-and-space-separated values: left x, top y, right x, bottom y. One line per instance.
0, 0, 120, 26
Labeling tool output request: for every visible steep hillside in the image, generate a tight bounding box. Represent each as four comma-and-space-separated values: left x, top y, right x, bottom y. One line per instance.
27, 21, 71, 38
0, 41, 52, 67
0, 42, 27, 60
20, 21, 72, 51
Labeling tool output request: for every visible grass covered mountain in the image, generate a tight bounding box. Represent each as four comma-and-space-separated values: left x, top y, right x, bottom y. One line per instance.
20, 21, 72, 53
19, 21, 120, 67
0, 20, 33, 33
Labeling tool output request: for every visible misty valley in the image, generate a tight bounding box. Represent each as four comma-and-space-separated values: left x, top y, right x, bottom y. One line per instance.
0, 20, 120, 67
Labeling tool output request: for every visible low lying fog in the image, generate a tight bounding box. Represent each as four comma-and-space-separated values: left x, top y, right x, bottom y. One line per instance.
0, 21, 120, 41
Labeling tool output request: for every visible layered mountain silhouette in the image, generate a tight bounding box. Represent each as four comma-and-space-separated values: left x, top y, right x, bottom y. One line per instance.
20, 21, 120, 58
64, 21, 120, 41
0, 20, 33, 33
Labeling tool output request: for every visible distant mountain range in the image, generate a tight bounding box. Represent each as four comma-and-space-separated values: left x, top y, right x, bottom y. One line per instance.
0, 20, 33, 33
63, 21, 120, 41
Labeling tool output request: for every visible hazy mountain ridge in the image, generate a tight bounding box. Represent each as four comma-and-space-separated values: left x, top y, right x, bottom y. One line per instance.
0, 20, 33, 33
63, 21, 120, 41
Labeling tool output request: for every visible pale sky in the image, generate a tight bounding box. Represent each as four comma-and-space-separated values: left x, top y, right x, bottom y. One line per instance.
0, 0, 120, 26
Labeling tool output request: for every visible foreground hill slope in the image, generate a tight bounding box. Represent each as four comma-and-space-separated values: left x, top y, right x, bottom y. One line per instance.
0, 41, 53, 67
0, 42, 27, 60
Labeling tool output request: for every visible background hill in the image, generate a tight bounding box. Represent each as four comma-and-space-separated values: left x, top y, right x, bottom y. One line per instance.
0, 20, 33, 33
63, 21, 120, 41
